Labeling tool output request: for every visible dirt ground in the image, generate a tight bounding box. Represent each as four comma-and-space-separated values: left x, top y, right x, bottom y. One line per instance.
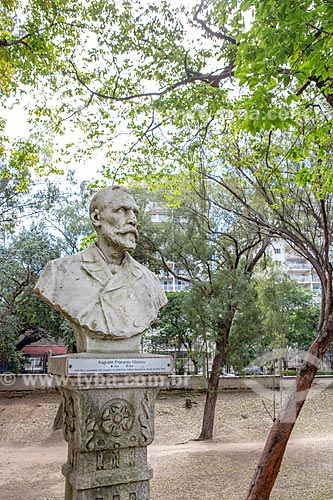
1, 387, 333, 500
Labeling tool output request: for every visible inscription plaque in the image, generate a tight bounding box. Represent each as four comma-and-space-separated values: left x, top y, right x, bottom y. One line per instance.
67, 357, 172, 374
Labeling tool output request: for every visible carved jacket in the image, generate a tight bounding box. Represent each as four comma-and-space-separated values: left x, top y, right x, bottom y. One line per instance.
34, 244, 167, 339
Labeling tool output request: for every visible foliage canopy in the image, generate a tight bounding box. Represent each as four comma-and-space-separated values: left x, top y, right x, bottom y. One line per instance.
0, 0, 331, 188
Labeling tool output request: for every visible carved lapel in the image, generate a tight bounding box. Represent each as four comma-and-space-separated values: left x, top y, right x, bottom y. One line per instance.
80, 245, 112, 286
102, 253, 143, 294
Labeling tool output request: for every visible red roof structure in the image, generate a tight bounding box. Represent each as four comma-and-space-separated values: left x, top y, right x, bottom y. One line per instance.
22, 345, 67, 356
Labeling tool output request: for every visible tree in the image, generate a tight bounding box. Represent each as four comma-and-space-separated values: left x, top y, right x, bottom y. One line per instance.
133, 182, 269, 439
0, 177, 95, 367
0, 224, 63, 370
1, 0, 332, 166
149, 291, 206, 375
0, 1, 327, 172
43, 180, 94, 255
202, 142, 333, 499
0, 160, 60, 233
135, 145, 332, 489
226, 264, 320, 376
255, 269, 319, 353
0, 162, 89, 367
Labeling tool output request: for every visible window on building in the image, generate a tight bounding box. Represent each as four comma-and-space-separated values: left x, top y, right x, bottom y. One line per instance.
151, 213, 168, 223
274, 248, 281, 254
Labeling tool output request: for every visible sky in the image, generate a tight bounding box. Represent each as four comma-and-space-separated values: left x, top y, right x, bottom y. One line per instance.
4, 102, 104, 184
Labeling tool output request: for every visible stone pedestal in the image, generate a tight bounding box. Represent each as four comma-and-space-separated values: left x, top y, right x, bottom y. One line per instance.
49, 353, 172, 500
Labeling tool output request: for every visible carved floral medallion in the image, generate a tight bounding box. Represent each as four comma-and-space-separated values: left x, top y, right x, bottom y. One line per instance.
101, 398, 135, 437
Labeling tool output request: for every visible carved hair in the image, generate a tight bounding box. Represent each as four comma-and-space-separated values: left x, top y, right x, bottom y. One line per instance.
89, 185, 131, 218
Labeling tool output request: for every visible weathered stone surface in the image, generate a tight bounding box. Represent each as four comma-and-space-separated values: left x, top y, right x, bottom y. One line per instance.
60, 387, 157, 452
35, 248, 166, 350
39, 186, 170, 499
74, 480, 150, 500
34, 186, 167, 353
49, 354, 171, 500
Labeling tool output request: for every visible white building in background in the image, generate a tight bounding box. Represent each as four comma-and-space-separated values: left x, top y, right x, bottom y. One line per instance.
160, 275, 189, 292
270, 242, 321, 302
147, 202, 189, 293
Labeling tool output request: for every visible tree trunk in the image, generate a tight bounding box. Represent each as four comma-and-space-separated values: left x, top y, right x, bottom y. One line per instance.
198, 335, 227, 440
191, 358, 199, 375
16, 329, 46, 351
246, 313, 333, 500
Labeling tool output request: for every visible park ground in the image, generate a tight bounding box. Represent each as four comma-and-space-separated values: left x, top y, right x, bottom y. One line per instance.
1, 387, 333, 500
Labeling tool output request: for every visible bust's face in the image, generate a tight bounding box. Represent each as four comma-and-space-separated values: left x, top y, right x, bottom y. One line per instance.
97, 190, 139, 252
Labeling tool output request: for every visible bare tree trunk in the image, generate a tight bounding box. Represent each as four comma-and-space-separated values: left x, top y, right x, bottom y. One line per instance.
198, 334, 227, 440
191, 358, 199, 375
246, 313, 333, 499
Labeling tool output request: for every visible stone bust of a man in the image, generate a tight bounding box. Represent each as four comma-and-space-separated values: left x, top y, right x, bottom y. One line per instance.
35, 185, 167, 353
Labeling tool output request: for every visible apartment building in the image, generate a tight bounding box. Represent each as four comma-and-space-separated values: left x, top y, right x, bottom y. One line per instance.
270, 242, 321, 301
147, 201, 189, 293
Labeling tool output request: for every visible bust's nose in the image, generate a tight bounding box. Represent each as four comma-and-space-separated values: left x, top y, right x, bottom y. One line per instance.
127, 210, 137, 226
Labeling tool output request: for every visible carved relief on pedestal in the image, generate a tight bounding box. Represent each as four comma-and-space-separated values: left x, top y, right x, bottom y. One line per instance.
83, 397, 137, 451
138, 390, 154, 446
111, 443, 120, 469
61, 390, 76, 442
101, 398, 135, 437
96, 451, 104, 471
84, 410, 98, 451
68, 446, 75, 466
129, 493, 137, 500
129, 448, 136, 467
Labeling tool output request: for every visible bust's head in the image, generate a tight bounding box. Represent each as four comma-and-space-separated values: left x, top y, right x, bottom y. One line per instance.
89, 186, 139, 254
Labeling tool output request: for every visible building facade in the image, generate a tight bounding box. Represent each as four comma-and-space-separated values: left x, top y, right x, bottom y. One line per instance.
270, 242, 321, 301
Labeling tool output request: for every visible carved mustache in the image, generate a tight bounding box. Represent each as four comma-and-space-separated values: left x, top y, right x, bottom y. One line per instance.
117, 227, 139, 239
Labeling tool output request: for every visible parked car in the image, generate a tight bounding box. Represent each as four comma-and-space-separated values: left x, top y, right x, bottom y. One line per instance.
220, 370, 237, 377
243, 366, 264, 376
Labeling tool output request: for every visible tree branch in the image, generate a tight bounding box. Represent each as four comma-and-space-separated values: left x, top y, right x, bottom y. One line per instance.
0, 34, 31, 48
70, 58, 235, 103
55, 94, 94, 131
246, 236, 271, 274
193, 0, 238, 45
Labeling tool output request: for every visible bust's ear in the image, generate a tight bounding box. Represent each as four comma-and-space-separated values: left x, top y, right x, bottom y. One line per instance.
90, 208, 101, 228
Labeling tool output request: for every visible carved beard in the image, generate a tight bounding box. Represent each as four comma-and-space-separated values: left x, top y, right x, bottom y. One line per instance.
100, 223, 138, 252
